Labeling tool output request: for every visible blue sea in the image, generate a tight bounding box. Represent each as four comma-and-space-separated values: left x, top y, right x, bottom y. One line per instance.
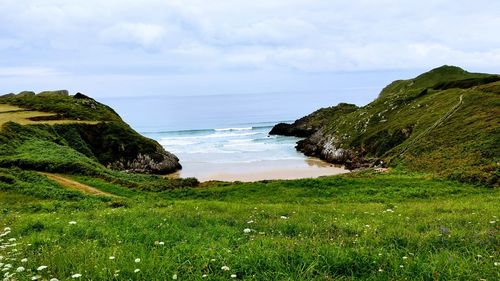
99, 91, 364, 180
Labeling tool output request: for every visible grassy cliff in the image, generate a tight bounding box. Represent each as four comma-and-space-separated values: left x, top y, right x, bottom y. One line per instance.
272, 66, 500, 186
0, 91, 182, 175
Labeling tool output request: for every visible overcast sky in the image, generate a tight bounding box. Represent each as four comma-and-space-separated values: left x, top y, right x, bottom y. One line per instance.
1, 0, 499, 99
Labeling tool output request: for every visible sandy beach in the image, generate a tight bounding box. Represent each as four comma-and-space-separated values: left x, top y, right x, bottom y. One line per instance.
168, 157, 348, 182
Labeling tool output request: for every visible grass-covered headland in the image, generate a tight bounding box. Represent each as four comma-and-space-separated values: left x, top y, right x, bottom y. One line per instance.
0, 69, 499, 280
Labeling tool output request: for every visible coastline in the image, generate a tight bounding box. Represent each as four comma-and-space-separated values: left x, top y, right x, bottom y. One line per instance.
167, 157, 349, 182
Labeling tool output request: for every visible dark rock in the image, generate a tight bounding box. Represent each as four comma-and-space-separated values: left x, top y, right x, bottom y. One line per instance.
269, 123, 316, 137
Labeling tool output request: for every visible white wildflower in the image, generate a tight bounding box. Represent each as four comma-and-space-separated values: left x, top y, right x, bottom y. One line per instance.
402, 256, 408, 259
135, 258, 141, 263
489, 221, 496, 224
243, 228, 252, 234
37, 265, 47, 271
221, 266, 230, 271
109, 256, 115, 260
49, 278, 59, 281
378, 268, 383, 272
280, 216, 288, 219
202, 274, 208, 278
231, 274, 237, 278
159, 241, 164, 245
247, 220, 254, 224
31, 275, 41, 280
172, 274, 178, 279
134, 269, 140, 273
68, 221, 77, 225
7, 238, 15, 242
71, 273, 82, 278
494, 262, 499, 266
21, 258, 28, 263
16, 266, 25, 272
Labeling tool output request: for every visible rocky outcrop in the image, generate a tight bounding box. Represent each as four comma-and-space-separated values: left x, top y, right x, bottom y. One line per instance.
54, 121, 182, 175
295, 130, 371, 170
108, 152, 181, 174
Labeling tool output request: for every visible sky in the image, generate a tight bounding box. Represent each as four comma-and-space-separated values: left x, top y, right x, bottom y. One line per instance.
1, 0, 500, 101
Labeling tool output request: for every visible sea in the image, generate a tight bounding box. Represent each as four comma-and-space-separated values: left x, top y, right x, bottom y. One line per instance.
99, 91, 371, 181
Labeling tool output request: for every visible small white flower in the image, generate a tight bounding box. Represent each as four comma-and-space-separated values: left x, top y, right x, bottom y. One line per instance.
231, 274, 237, 278
16, 266, 25, 272
202, 274, 208, 278
489, 221, 496, 224
243, 228, 252, 234
159, 241, 165, 245
71, 273, 82, 278
247, 220, 254, 224
8, 238, 16, 242
378, 268, 383, 272
494, 262, 499, 266
134, 269, 140, 273
172, 274, 178, 279
68, 221, 77, 225
221, 266, 230, 271
135, 258, 141, 263
21, 258, 28, 263
210, 259, 216, 262
49, 278, 59, 281
109, 256, 115, 260
4, 264, 12, 269
31, 275, 41, 280
280, 216, 288, 219
402, 256, 408, 259
37, 265, 47, 271
399, 265, 404, 268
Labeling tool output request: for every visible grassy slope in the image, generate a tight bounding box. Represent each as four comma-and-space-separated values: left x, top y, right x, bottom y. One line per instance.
0, 92, 183, 175
291, 66, 500, 185
0, 170, 499, 280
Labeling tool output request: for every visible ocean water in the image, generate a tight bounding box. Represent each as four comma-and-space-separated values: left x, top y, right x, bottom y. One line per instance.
99, 92, 358, 180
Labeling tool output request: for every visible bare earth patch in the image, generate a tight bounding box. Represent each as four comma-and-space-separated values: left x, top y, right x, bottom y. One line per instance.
0, 104, 100, 127
40, 172, 112, 196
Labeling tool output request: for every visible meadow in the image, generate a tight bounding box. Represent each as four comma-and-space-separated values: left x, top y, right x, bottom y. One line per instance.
1, 170, 498, 280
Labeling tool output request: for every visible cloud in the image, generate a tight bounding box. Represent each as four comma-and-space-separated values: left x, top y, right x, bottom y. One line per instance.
0, 67, 63, 77
100, 23, 167, 49
0, 0, 499, 96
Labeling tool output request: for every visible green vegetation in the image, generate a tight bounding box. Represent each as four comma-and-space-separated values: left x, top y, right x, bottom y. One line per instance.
277, 66, 500, 186
1, 170, 499, 280
0, 91, 182, 174
0, 70, 498, 280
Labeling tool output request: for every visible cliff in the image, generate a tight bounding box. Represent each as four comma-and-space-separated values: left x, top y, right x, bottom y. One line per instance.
271, 66, 500, 186
0, 91, 181, 175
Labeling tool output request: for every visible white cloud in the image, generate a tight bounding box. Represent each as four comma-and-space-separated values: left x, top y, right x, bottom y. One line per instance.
0, 67, 63, 77
100, 23, 167, 49
0, 0, 499, 96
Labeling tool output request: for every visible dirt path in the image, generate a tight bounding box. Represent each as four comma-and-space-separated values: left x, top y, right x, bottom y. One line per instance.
397, 94, 464, 156
40, 172, 112, 196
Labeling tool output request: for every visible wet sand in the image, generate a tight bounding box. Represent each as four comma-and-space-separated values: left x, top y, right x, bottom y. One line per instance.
168, 157, 349, 182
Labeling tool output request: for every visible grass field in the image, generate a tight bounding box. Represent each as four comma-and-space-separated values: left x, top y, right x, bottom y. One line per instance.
1, 170, 498, 280
0, 104, 99, 127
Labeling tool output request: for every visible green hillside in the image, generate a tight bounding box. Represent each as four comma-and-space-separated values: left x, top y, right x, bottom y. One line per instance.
272, 66, 500, 186
0, 91, 183, 175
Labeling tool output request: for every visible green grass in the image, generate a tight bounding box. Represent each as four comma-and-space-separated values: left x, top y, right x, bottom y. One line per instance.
1, 170, 499, 280
282, 66, 500, 186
